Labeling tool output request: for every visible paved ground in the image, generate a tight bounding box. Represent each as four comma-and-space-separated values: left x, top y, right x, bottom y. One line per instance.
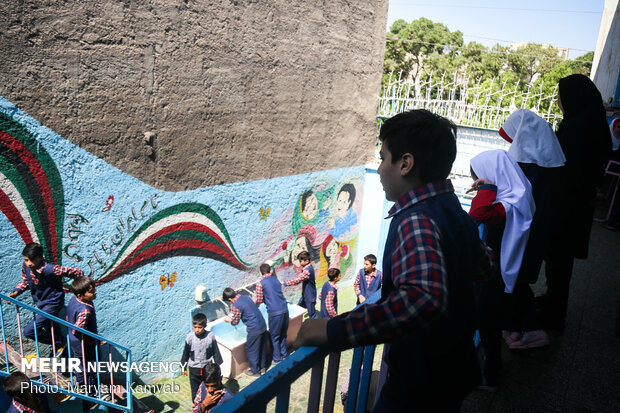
137, 210, 620, 412
463, 212, 620, 413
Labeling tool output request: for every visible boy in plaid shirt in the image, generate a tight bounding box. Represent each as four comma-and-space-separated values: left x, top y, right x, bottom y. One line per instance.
295, 110, 495, 412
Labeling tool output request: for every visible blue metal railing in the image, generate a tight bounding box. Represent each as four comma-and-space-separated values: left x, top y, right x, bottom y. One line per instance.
0, 292, 132, 411
217, 291, 382, 413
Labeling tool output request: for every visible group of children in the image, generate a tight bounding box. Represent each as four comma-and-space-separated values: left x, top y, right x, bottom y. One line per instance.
180, 253, 383, 410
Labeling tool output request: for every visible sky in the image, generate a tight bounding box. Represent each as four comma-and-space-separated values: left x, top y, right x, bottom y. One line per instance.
387, 0, 606, 59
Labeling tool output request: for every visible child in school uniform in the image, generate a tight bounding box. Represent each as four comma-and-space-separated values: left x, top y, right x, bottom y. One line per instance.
3, 371, 52, 413
469, 149, 535, 388
181, 313, 223, 402
353, 254, 382, 304
319, 268, 341, 319
283, 251, 317, 318
66, 276, 100, 396
223, 288, 269, 376
8, 242, 83, 355
192, 362, 233, 413
296, 110, 497, 411
254, 263, 289, 364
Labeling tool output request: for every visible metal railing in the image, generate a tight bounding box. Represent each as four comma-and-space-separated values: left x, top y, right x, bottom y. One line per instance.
216, 291, 382, 413
0, 292, 132, 411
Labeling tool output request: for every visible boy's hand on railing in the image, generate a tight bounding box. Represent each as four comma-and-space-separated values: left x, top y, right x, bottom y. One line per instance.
5, 291, 18, 304
294, 319, 328, 349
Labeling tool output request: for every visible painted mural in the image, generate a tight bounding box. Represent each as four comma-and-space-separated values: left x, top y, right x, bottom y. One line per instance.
0, 96, 364, 379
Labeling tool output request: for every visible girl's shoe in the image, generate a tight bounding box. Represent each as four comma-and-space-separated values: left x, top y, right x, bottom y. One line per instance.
502, 330, 521, 346
508, 329, 550, 350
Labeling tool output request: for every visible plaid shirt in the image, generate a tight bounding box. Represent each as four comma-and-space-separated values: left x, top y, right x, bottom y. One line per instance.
193, 383, 229, 413
10, 400, 37, 413
327, 180, 495, 348
319, 282, 338, 318
353, 269, 379, 296
229, 295, 242, 325
72, 298, 94, 335
284, 264, 311, 286
14, 261, 83, 293
254, 274, 271, 305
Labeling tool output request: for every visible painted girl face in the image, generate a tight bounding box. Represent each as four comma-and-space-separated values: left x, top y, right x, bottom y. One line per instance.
292, 236, 309, 266
336, 191, 351, 218
302, 193, 319, 220
325, 238, 338, 259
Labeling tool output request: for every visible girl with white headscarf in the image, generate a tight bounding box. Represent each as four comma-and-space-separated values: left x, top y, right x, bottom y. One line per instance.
468, 149, 535, 385
469, 149, 535, 294
498, 109, 565, 349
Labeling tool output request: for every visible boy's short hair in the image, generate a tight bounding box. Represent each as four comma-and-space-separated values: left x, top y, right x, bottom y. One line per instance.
297, 251, 311, 262
22, 243, 44, 260
203, 362, 222, 384
300, 190, 314, 211
222, 287, 236, 301
3, 371, 29, 397
192, 312, 207, 326
70, 276, 95, 296
338, 183, 356, 206
327, 268, 340, 281
3, 371, 39, 410
364, 254, 377, 265
379, 109, 457, 183
259, 263, 271, 275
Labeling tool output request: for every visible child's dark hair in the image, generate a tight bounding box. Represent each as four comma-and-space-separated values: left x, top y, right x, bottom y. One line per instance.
379, 109, 457, 182
364, 254, 377, 265
22, 243, 44, 260
327, 268, 340, 281
297, 251, 311, 262
222, 287, 236, 301
3, 372, 44, 412
192, 312, 207, 326
71, 276, 95, 296
337, 183, 356, 206
203, 362, 222, 384
300, 190, 314, 212
259, 263, 271, 275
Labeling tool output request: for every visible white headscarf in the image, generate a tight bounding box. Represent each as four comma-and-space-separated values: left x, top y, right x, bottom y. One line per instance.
500, 109, 566, 167
471, 149, 535, 294
610, 117, 620, 151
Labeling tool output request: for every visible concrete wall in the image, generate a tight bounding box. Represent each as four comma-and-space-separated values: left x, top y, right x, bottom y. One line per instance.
591, 0, 620, 106
0, 98, 367, 381
0, 0, 388, 191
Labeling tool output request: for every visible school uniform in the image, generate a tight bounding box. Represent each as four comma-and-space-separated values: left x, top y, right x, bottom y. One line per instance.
230, 295, 268, 374
257, 274, 289, 362
354, 269, 382, 303
181, 330, 223, 401
192, 384, 233, 413
66, 296, 98, 395
320, 281, 338, 319
284, 264, 317, 318
13, 262, 82, 348
326, 180, 495, 411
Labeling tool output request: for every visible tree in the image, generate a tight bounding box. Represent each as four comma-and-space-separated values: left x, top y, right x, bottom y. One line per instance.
384, 18, 464, 86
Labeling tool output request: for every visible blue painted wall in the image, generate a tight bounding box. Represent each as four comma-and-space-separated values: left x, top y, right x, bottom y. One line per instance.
0, 97, 368, 382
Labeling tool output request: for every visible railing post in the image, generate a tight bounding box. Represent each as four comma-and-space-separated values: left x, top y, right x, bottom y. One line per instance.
307, 359, 325, 413
322, 352, 341, 413
355, 346, 376, 413
15, 306, 24, 358
0, 304, 10, 373
275, 386, 291, 413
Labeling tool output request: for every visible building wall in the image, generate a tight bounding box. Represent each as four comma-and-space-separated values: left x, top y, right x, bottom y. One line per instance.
0, 98, 367, 381
0, 0, 388, 191
592, 0, 620, 106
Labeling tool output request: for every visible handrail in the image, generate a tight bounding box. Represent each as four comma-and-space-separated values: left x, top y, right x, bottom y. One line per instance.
0, 292, 132, 412
216, 290, 382, 413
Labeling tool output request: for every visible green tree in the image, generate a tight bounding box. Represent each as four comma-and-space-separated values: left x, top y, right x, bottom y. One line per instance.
506, 43, 562, 83
384, 18, 464, 86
